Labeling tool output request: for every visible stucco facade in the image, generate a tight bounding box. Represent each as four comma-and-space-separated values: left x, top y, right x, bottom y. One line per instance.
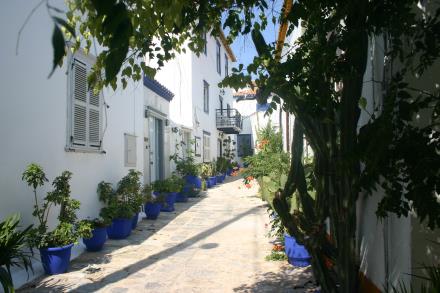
0, 1, 238, 288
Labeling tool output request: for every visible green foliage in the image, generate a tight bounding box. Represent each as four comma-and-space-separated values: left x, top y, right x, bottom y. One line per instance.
97, 171, 143, 221
0, 214, 33, 293
170, 140, 199, 177
80, 217, 109, 229
265, 250, 288, 262
216, 157, 229, 174
152, 175, 185, 193
199, 162, 215, 179
22, 165, 92, 248
243, 123, 289, 180
116, 169, 143, 213
391, 264, 440, 293
220, 135, 236, 162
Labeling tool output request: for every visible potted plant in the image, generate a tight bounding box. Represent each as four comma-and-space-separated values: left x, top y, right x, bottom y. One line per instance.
22, 164, 92, 275
81, 218, 109, 252
143, 184, 164, 220
116, 170, 143, 229
171, 175, 187, 202
216, 157, 228, 183
152, 178, 178, 212
170, 141, 201, 189
200, 163, 216, 188
0, 214, 34, 292
98, 181, 133, 240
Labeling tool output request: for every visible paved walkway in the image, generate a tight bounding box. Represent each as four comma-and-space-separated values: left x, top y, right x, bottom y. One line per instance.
20, 176, 315, 292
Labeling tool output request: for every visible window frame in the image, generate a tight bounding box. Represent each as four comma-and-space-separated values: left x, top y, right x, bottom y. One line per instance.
203, 131, 211, 162
202, 32, 207, 55
216, 41, 221, 75
203, 80, 209, 113
224, 53, 229, 76
66, 52, 104, 153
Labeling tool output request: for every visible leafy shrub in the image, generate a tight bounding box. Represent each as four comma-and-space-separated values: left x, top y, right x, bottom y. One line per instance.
0, 214, 33, 293
116, 169, 143, 213
22, 164, 92, 248
216, 157, 229, 174
170, 140, 199, 176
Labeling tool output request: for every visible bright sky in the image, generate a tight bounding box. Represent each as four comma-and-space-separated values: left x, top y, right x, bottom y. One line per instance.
225, 0, 283, 69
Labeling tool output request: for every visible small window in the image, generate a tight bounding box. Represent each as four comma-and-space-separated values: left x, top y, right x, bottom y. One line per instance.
203, 132, 211, 162
237, 134, 253, 157
124, 133, 137, 167
203, 80, 209, 113
68, 57, 102, 151
202, 32, 207, 55
219, 96, 223, 114
216, 41, 221, 74
224, 53, 229, 76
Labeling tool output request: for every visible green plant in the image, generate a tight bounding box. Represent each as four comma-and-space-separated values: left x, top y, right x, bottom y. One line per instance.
216, 157, 229, 174
22, 164, 92, 248
198, 163, 214, 179
391, 264, 440, 293
170, 140, 199, 177
80, 218, 109, 229
0, 214, 34, 293
168, 175, 185, 193
116, 169, 143, 213
265, 250, 288, 262
97, 181, 133, 221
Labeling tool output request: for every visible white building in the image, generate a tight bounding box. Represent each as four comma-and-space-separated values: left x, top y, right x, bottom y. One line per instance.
0, 1, 241, 288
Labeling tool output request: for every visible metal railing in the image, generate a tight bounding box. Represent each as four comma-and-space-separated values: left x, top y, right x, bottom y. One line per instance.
216, 109, 242, 133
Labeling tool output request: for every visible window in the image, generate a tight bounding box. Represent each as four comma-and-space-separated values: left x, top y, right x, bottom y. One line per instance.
68, 57, 102, 151
237, 134, 253, 157
183, 130, 191, 157
203, 132, 211, 162
203, 80, 209, 113
216, 41, 221, 74
202, 32, 207, 55
124, 134, 137, 167
219, 96, 223, 115
224, 53, 229, 76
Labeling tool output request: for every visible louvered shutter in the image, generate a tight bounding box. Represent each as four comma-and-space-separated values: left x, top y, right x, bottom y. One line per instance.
72, 59, 87, 146
88, 86, 101, 148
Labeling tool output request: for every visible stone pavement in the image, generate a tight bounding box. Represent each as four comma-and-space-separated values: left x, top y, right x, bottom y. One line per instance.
20, 176, 316, 292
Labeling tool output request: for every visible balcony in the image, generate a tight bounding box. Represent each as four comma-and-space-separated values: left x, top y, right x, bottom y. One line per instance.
216, 108, 242, 134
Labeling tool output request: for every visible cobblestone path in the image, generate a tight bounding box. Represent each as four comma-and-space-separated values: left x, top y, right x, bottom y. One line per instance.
20, 176, 315, 292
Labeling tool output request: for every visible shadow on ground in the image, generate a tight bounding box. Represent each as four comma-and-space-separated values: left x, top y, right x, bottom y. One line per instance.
20, 175, 267, 292
233, 266, 317, 293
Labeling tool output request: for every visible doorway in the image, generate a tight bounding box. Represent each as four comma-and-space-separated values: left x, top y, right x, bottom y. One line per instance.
147, 116, 164, 182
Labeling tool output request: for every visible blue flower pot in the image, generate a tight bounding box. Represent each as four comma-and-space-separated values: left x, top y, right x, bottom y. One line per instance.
83, 227, 107, 252
145, 202, 161, 219
176, 192, 188, 202
131, 212, 139, 229
222, 173, 226, 182
216, 175, 224, 184
226, 169, 232, 176
207, 176, 217, 187
107, 218, 132, 239
185, 175, 201, 189
39, 243, 73, 275
161, 192, 178, 212
284, 234, 311, 267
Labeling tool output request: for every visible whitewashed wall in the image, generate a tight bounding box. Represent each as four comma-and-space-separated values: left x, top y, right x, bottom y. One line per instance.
0, 1, 146, 287
155, 33, 238, 165
356, 35, 412, 290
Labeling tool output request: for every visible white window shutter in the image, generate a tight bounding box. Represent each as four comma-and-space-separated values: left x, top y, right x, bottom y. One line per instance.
88, 87, 101, 147
72, 59, 87, 146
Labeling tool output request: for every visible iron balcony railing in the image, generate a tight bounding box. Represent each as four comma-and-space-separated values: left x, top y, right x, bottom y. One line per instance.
216, 108, 242, 134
